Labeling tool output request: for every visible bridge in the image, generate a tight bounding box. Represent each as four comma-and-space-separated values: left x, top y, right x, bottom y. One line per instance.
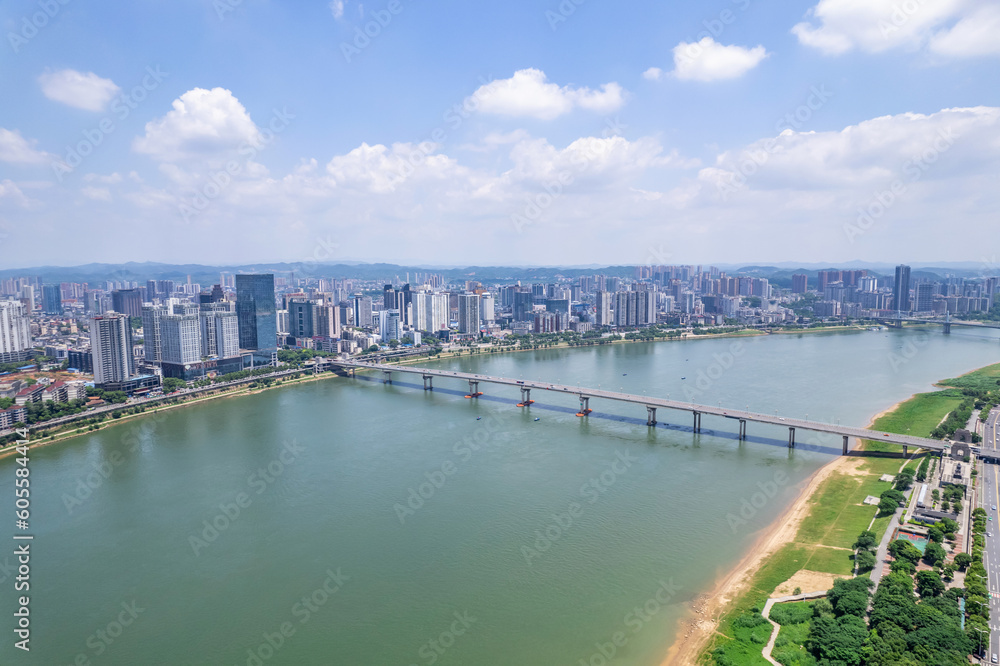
328, 360, 950, 456
879, 312, 1000, 334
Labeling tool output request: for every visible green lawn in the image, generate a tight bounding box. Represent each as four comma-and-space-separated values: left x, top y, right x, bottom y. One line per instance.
940, 361, 1000, 393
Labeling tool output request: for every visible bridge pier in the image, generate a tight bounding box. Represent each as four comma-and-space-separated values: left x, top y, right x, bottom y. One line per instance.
788, 427, 796, 448
902, 445, 908, 457
382, 370, 392, 384
578, 396, 592, 416
646, 406, 657, 426
519, 387, 533, 406
422, 375, 433, 390
943, 323, 951, 334
693, 411, 701, 433
467, 380, 482, 398
843, 435, 849, 455
739, 419, 746, 440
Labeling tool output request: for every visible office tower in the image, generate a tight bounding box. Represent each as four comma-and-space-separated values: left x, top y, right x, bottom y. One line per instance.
313, 303, 341, 338
289, 300, 315, 338
480, 294, 495, 323
42, 285, 63, 314
276, 310, 289, 335
380, 309, 401, 342
20, 285, 34, 313
531, 284, 546, 299
595, 291, 613, 326
498, 285, 517, 308
90, 313, 134, 384
160, 312, 202, 365
457, 293, 480, 334
0, 300, 33, 364
209, 284, 224, 302
513, 291, 534, 322
893, 264, 911, 312
141, 304, 164, 363
353, 296, 374, 328
383, 285, 396, 310
914, 283, 935, 312
791, 274, 807, 294
545, 298, 570, 315
236, 274, 277, 350
200, 310, 239, 358
111, 289, 143, 318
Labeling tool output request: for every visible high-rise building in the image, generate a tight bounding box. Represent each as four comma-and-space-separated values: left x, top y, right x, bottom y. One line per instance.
236, 274, 277, 351
513, 291, 534, 322
353, 296, 374, 328
42, 285, 63, 314
313, 303, 341, 338
141, 304, 164, 363
480, 294, 495, 323
412, 292, 449, 331
200, 309, 239, 358
380, 309, 401, 342
111, 289, 143, 318
20, 285, 34, 313
791, 274, 808, 295
289, 300, 315, 338
893, 264, 911, 312
90, 314, 134, 385
914, 282, 935, 312
457, 293, 480, 334
595, 291, 613, 327
160, 312, 202, 365
0, 300, 33, 364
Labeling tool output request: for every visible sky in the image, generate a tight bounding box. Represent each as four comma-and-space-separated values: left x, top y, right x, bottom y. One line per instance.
1, 0, 998, 270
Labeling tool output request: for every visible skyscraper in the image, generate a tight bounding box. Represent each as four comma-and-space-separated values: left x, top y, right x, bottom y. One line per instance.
457, 293, 480, 334
90, 313, 134, 385
914, 282, 935, 312
480, 294, 495, 323
380, 309, 401, 342
42, 285, 63, 314
595, 291, 613, 327
111, 289, 143, 318
160, 312, 202, 365
236, 274, 277, 351
513, 291, 534, 322
141, 304, 164, 363
0, 300, 33, 364
353, 296, 374, 328
791, 274, 808, 295
288, 299, 315, 338
200, 309, 240, 359
893, 264, 911, 313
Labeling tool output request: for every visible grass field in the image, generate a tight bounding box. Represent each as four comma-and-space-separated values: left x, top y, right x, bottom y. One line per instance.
701, 384, 963, 665
940, 361, 1000, 393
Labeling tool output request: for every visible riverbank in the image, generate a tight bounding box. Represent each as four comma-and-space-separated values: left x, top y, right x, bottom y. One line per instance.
674, 360, 1000, 666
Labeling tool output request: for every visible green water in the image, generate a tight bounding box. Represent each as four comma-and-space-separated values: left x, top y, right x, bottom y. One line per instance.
1, 327, 997, 665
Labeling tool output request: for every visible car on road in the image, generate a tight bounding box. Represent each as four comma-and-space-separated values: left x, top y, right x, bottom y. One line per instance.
992, 653, 997, 664
989, 532, 993, 538
993, 505, 997, 511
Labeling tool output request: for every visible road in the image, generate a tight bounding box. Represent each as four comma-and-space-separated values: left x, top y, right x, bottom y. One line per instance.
979, 407, 1000, 662
333, 360, 950, 452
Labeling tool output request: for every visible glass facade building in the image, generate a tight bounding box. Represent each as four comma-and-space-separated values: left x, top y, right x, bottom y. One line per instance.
236, 274, 277, 352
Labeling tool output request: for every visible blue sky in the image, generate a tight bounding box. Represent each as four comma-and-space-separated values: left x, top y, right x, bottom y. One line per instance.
1, 0, 998, 269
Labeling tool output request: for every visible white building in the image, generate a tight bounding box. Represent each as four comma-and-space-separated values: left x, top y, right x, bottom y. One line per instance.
480, 294, 495, 323
200, 310, 239, 358
90, 313, 134, 384
412, 292, 450, 332
0, 299, 33, 364
160, 313, 202, 365
380, 309, 401, 342
457, 293, 480, 334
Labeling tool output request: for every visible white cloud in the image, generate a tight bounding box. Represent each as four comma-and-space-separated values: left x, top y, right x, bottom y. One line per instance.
80, 186, 112, 202
329, 0, 344, 19
467, 69, 626, 120
642, 67, 664, 81
0, 128, 52, 165
792, 0, 999, 57
38, 69, 120, 112
133, 88, 262, 163
671, 38, 768, 82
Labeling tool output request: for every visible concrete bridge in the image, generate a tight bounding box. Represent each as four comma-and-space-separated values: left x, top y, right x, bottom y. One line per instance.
880, 312, 1000, 335
329, 360, 949, 455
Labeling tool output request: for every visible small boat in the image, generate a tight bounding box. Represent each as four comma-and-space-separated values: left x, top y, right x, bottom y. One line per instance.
476, 417, 482, 420
622, 373, 627, 376
534, 418, 540, 421
681, 377, 686, 380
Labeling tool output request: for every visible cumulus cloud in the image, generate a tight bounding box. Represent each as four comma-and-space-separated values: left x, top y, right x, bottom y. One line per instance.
0, 128, 52, 165
329, 0, 344, 19
80, 186, 112, 202
792, 0, 1000, 57
133, 87, 262, 163
642, 67, 664, 81
670, 38, 768, 82
38, 69, 120, 112
467, 69, 626, 120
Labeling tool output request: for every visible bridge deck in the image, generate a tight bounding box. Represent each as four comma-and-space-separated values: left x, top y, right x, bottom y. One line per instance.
332, 360, 948, 452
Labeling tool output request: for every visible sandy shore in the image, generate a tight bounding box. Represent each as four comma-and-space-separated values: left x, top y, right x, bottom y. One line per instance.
661, 399, 907, 666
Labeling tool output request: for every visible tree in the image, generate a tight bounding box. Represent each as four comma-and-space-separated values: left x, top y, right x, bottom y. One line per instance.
879, 496, 901, 515
855, 549, 877, 572
923, 541, 946, 567
927, 526, 945, 543
915, 570, 945, 597
889, 539, 922, 565
854, 530, 878, 550
163, 378, 185, 393
953, 553, 972, 570
808, 614, 868, 665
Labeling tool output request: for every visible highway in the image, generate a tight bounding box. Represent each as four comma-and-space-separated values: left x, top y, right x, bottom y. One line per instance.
980, 408, 999, 662
333, 360, 950, 453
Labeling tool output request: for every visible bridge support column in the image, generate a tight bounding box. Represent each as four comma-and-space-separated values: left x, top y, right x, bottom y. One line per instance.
422, 375, 433, 390
788, 427, 796, 448
519, 387, 533, 406
646, 406, 657, 426
693, 411, 701, 433
943, 323, 951, 334
382, 370, 392, 384
578, 396, 592, 416
902, 445, 908, 457
739, 419, 747, 440
843, 435, 849, 455
467, 380, 482, 398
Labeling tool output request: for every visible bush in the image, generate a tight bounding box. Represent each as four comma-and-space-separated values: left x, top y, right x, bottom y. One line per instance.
770, 601, 814, 626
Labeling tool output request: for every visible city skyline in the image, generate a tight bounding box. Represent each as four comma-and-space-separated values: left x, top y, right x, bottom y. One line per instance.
1, 1, 999, 268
